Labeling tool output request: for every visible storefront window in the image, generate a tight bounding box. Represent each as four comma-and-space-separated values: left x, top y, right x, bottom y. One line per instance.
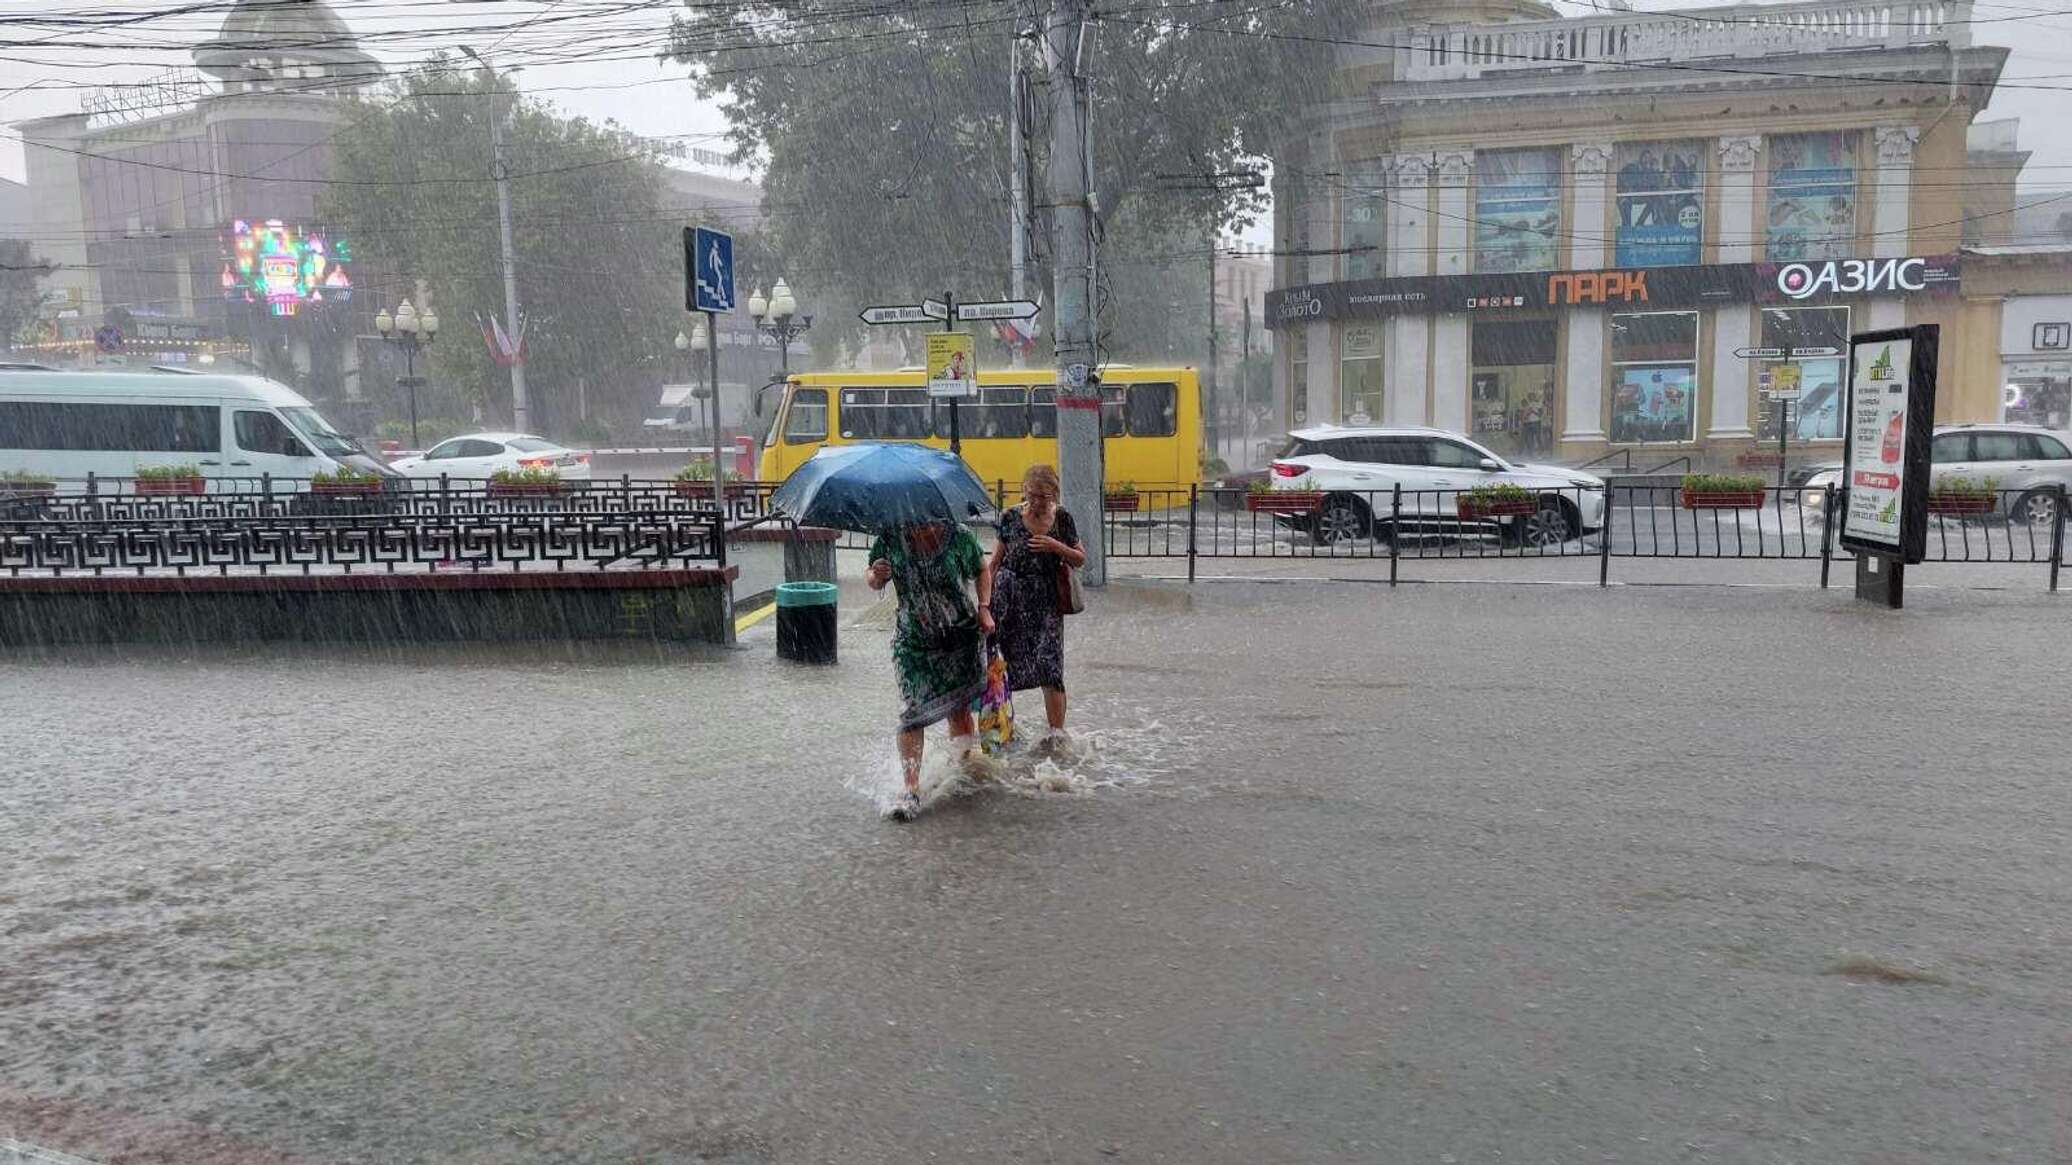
1340, 324, 1384, 424
1615, 141, 1704, 266
1474, 148, 1562, 273
1470, 320, 1558, 459
2005, 364, 2072, 429
1609, 312, 1699, 443
1756, 307, 1849, 441
1287, 327, 1308, 429
1343, 161, 1386, 282
1766, 132, 1857, 261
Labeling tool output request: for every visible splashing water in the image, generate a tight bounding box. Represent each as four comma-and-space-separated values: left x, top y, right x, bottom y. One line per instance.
843, 714, 1183, 817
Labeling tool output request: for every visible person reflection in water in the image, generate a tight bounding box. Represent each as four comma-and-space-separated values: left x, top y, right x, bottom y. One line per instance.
867, 519, 994, 821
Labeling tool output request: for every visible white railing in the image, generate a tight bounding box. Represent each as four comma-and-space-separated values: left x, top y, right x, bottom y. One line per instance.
1400, 0, 1969, 82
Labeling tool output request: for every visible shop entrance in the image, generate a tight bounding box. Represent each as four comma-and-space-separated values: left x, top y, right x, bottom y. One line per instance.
1470, 319, 1558, 459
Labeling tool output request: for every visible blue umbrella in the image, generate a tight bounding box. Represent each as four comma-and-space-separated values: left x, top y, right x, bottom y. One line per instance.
770, 442, 996, 533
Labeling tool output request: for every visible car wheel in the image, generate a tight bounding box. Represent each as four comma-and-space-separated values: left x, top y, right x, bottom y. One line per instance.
2012, 488, 2060, 529
1517, 499, 1577, 548
1316, 495, 1371, 544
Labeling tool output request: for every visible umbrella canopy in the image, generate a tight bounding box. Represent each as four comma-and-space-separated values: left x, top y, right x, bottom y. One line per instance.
770, 442, 996, 534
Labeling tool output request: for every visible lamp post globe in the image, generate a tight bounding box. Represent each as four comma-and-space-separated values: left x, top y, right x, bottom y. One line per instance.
747, 287, 768, 322
769, 279, 796, 320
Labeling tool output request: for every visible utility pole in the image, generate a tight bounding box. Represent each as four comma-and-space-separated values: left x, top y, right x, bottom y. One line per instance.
468, 48, 531, 433
1045, 0, 1102, 585
1240, 294, 1253, 468
1008, 26, 1027, 306
1206, 235, 1220, 460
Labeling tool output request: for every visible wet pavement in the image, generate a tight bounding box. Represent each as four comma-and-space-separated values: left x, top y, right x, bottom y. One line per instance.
3, 577, 2069, 1162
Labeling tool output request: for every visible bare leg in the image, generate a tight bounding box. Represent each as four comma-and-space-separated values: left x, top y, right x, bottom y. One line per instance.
1043, 685, 1067, 731
897, 728, 924, 792
947, 709, 977, 742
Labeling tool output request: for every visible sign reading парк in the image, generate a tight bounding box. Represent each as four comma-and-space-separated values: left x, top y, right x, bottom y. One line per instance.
1265, 255, 1961, 327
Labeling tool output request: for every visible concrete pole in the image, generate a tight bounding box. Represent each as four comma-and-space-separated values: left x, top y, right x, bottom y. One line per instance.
487, 76, 530, 432
1206, 235, 1219, 460
1045, 0, 1103, 585
1009, 28, 1027, 306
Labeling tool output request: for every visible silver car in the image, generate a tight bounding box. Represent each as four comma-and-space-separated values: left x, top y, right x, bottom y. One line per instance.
1802, 423, 2072, 527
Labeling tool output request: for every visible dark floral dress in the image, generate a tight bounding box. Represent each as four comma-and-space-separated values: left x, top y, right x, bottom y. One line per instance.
991, 506, 1079, 693
868, 525, 988, 732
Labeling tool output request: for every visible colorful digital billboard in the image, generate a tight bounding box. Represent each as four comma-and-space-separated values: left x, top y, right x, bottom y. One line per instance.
222, 219, 352, 317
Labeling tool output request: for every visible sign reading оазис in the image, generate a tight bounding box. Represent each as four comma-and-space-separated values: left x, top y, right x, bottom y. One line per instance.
1841, 325, 1939, 564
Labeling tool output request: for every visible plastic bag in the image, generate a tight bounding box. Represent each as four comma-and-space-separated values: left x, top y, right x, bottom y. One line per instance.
973, 646, 1015, 755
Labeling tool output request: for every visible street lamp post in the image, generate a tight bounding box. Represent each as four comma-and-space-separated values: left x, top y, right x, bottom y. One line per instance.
374, 299, 439, 449
677, 318, 720, 475
747, 278, 812, 381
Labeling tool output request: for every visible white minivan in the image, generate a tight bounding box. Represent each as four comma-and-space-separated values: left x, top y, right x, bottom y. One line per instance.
0, 368, 397, 492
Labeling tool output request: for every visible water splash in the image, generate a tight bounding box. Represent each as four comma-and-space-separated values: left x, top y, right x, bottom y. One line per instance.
843, 715, 1182, 817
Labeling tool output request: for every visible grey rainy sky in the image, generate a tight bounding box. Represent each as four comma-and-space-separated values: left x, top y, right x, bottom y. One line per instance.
1, 0, 2069, 243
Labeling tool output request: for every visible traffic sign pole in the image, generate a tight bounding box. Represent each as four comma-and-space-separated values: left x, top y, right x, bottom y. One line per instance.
944, 290, 962, 458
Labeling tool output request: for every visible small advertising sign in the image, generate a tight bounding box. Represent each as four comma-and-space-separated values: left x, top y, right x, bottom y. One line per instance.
926, 332, 977, 399
1841, 325, 1938, 565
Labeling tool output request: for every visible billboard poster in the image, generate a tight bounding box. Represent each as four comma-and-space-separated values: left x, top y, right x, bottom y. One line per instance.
926, 331, 977, 399
1474, 149, 1562, 274
1610, 366, 1695, 443
1615, 142, 1703, 267
1767, 132, 1857, 261
222, 220, 352, 317
1842, 326, 1937, 562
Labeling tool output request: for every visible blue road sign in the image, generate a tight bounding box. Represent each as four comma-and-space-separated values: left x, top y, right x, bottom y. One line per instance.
686, 226, 735, 313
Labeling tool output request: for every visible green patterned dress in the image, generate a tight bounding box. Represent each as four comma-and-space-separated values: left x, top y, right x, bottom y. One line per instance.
868, 525, 988, 732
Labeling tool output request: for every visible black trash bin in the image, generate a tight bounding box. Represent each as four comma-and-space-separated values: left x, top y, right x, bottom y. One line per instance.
774, 581, 838, 664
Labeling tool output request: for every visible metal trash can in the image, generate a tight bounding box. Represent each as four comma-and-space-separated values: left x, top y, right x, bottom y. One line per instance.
774, 581, 839, 664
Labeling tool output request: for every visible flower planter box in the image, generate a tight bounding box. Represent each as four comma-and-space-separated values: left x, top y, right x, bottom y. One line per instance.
1103, 493, 1141, 513
136, 477, 206, 496
487, 482, 571, 498
1, 481, 55, 497
1680, 488, 1767, 509
1926, 494, 1996, 516
672, 481, 749, 502
1456, 496, 1539, 520
310, 481, 387, 497
1246, 491, 1323, 515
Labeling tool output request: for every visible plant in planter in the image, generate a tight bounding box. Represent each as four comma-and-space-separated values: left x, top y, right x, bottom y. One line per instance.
1245, 475, 1324, 513
1203, 456, 1231, 479
488, 467, 568, 496
1456, 482, 1540, 520
310, 466, 386, 495
135, 463, 207, 495
1680, 473, 1767, 509
1926, 474, 1999, 516
1103, 480, 1141, 512
1, 468, 55, 495
672, 462, 746, 499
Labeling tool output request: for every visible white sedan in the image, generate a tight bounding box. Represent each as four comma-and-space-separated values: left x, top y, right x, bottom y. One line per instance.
389, 432, 593, 481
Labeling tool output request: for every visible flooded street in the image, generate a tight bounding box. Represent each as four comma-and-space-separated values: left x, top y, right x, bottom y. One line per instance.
4, 582, 2070, 1163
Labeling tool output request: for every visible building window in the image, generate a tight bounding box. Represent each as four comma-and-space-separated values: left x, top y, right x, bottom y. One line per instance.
1340, 324, 1384, 424
1609, 312, 1699, 443
1287, 327, 1308, 428
1342, 161, 1386, 282
1474, 148, 1562, 273
1757, 307, 1849, 441
1471, 320, 1558, 459
1767, 132, 1857, 261
1614, 141, 1704, 266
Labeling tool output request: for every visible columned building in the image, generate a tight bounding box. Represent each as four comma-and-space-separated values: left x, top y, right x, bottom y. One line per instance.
1268, 0, 2046, 466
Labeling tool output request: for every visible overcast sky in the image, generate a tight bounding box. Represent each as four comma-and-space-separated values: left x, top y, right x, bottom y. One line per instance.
2, 0, 2068, 233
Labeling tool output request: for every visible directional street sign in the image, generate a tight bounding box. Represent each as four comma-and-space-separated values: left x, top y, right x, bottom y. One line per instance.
859, 304, 933, 326
922, 298, 950, 322
955, 299, 1041, 322
1733, 346, 1787, 360
687, 226, 734, 313
1791, 346, 1843, 357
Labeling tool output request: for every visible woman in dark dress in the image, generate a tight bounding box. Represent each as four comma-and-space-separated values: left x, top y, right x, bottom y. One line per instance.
987, 464, 1085, 741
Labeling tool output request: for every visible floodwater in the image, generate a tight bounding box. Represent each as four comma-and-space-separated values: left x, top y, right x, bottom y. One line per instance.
4, 580, 2070, 1163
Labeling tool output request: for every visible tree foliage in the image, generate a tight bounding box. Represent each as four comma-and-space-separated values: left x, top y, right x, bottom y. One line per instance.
0, 239, 54, 349
666, 1, 1335, 368
320, 62, 777, 435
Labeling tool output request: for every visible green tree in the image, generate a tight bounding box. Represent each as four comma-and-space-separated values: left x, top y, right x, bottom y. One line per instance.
0, 239, 55, 349
665, 1, 1336, 368
320, 61, 780, 437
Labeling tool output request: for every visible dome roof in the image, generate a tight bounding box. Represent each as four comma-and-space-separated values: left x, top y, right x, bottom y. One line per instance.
193, 0, 378, 84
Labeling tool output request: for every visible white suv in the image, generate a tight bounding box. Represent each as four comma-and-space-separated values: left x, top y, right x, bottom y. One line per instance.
1801, 423, 2072, 526
1268, 425, 1607, 546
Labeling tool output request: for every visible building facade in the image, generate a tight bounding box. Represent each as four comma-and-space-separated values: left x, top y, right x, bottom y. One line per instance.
1268, 0, 2043, 466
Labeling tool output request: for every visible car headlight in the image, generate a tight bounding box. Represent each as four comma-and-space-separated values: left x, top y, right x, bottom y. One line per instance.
1567, 478, 1600, 489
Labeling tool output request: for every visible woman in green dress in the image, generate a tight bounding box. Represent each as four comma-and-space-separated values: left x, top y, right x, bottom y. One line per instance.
866, 520, 994, 821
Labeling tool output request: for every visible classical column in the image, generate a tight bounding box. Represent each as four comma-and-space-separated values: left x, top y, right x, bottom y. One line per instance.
1715, 135, 1761, 265
1430, 150, 1473, 430
1569, 143, 1613, 269
1561, 310, 1607, 442
1872, 125, 1919, 260
1306, 320, 1333, 425
1387, 156, 1432, 424
1708, 306, 1755, 440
